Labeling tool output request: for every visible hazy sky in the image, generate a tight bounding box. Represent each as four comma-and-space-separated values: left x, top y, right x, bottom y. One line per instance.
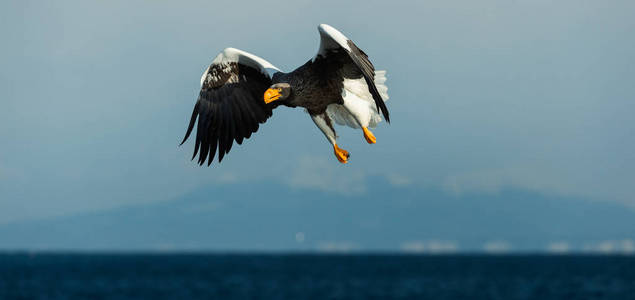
1, 0, 634, 230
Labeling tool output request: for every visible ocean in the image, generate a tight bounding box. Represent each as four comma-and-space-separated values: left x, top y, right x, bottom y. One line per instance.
0, 253, 633, 299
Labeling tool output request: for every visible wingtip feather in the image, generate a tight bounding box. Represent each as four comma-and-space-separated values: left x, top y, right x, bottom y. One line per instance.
180, 103, 199, 146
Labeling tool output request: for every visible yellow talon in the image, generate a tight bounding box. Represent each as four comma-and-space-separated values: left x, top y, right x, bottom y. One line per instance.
363, 127, 376, 144
333, 144, 350, 164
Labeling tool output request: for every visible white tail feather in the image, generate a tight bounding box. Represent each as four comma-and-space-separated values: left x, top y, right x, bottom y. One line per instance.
374, 70, 389, 101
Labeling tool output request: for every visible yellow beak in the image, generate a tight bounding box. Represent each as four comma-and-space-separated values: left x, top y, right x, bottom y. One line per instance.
264, 88, 281, 104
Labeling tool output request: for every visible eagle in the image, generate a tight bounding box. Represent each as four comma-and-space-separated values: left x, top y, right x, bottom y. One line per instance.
180, 24, 389, 165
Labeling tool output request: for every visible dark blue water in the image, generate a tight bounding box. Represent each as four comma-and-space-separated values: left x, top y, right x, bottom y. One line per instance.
0, 254, 634, 299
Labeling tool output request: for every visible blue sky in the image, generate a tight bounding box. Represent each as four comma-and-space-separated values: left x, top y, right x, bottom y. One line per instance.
1, 0, 634, 251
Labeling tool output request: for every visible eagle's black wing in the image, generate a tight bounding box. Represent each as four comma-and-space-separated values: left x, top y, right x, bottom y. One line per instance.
180, 48, 280, 165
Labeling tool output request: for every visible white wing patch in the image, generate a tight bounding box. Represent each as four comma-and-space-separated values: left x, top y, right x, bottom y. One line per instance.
314, 24, 352, 61
326, 71, 389, 129
201, 47, 281, 87
200, 66, 211, 87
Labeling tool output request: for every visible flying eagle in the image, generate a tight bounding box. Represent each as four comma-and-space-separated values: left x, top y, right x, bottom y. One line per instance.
180, 24, 389, 164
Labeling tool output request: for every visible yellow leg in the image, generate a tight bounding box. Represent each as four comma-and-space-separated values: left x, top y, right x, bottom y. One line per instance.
363, 127, 376, 144
333, 144, 350, 164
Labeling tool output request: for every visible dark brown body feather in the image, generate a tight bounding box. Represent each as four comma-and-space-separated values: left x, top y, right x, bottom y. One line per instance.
272, 49, 366, 115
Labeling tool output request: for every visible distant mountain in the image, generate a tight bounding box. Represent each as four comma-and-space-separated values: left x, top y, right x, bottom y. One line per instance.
1, 177, 634, 252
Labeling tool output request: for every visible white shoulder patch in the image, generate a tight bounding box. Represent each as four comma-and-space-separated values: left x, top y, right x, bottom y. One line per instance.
200, 65, 212, 87
201, 47, 281, 87
315, 24, 352, 60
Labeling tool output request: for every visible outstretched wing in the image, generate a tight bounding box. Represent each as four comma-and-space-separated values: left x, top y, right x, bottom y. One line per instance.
314, 24, 390, 123
181, 48, 281, 165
